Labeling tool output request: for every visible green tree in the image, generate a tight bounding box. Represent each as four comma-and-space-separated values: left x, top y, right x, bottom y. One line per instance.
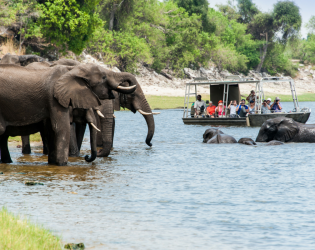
40, 0, 103, 54
306, 15, 315, 35
237, 0, 259, 23
173, 0, 215, 33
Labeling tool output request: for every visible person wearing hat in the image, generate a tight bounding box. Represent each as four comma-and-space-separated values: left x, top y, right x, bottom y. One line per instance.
246, 90, 258, 103
261, 99, 271, 114
215, 100, 226, 117
270, 97, 282, 112
266, 98, 272, 106
206, 101, 216, 118
194, 95, 206, 116
228, 100, 238, 118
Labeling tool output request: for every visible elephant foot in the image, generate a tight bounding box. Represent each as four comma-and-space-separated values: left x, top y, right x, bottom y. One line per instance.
1, 158, 13, 163
97, 149, 110, 157
22, 144, 31, 154
55, 161, 68, 166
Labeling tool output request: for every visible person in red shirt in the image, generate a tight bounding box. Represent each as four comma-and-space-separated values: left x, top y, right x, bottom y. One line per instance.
206, 101, 216, 118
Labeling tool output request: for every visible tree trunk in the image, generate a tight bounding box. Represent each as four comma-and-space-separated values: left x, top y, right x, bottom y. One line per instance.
109, 4, 118, 31
256, 33, 268, 73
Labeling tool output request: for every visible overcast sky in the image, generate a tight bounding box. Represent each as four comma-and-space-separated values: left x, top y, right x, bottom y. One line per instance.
207, 0, 312, 38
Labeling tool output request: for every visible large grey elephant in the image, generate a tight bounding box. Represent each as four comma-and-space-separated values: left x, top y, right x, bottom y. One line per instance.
0, 64, 136, 165
256, 117, 315, 143
203, 128, 237, 144
27, 59, 157, 158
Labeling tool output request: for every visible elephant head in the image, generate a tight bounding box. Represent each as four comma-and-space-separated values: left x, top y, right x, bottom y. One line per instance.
113, 77, 158, 147
203, 128, 224, 143
53, 64, 137, 109
256, 117, 300, 142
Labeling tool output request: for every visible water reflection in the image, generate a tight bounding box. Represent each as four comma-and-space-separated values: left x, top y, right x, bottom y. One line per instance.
0, 102, 315, 249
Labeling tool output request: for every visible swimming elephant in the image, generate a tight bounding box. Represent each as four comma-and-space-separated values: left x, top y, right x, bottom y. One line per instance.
256, 117, 315, 143
238, 138, 257, 145
266, 140, 284, 146
203, 128, 224, 143
203, 128, 237, 144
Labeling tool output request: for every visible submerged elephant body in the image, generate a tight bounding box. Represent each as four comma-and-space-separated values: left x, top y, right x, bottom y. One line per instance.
238, 138, 257, 145
203, 128, 237, 144
256, 117, 315, 143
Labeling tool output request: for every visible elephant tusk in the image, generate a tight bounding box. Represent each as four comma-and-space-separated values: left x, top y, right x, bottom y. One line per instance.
152, 112, 160, 115
138, 109, 152, 116
117, 85, 136, 90
96, 110, 105, 118
90, 123, 101, 132
113, 114, 116, 118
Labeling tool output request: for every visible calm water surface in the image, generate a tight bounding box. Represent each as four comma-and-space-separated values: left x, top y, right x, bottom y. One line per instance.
1, 102, 315, 250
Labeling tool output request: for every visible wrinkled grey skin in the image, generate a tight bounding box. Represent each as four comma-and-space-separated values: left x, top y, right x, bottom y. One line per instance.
238, 138, 257, 145
0, 53, 46, 66
0, 64, 136, 165
203, 128, 237, 144
203, 128, 224, 143
266, 140, 284, 146
207, 133, 237, 144
256, 117, 315, 143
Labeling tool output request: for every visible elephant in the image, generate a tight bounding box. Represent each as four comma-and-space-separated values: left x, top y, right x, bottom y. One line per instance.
203, 128, 224, 143
266, 140, 284, 146
203, 128, 237, 144
0, 63, 136, 165
238, 138, 257, 145
256, 117, 315, 143
0, 53, 46, 66
25, 59, 156, 158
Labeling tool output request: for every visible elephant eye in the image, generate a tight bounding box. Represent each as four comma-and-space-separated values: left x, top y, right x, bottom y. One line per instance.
102, 76, 106, 80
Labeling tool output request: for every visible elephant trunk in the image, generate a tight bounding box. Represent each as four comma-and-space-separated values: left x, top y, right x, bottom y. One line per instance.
85, 123, 97, 162
109, 72, 138, 94
97, 117, 114, 157
138, 96, 155, 147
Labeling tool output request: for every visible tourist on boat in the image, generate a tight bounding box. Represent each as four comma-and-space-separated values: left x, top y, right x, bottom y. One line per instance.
249, 100, 256, 114
266, 98, 272, 106
246, 90, 258, 103
228, 100, 238, 118
215, 100, 225, 117
261, 99, 271, 114
270, 97, 282, 112
206, 101, 216, 118
236, 99, 249, 117
194, 95, 206, 116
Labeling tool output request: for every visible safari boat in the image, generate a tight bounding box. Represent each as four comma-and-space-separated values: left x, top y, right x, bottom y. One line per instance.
182, 76, 311, 127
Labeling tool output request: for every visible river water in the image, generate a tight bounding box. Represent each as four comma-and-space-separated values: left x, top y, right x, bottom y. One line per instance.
1, 102, 315, 250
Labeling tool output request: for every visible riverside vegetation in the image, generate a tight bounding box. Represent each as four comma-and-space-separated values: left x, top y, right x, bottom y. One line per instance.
0, 0, 315, 77
0, 207, 62, 249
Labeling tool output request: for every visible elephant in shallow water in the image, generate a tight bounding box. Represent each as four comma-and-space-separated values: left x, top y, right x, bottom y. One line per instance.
203, 128, 237, 144
0, 63, 136, 165
238, 138, 257, 145
256, 117, 315, 143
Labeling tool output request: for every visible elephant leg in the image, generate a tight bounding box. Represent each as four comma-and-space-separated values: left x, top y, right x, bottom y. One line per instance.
76, 123, 87, 152
96, 115, 103, 147
69, 123, 79, 157
40, 128, 48, 155
0, 134, 12, 163
53, 116, 70, 166
45, 119, 56, 164
21, 135, 31, 154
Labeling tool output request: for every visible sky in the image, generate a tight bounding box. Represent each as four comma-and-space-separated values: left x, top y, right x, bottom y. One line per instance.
207, 0, 312, 38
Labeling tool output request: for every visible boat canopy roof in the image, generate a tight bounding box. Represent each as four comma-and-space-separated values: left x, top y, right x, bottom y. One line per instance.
185, 76, 293, 86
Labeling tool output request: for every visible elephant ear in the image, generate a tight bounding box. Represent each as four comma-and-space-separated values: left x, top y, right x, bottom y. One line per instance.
54, 65, 102, 109
274, 118, 299, 142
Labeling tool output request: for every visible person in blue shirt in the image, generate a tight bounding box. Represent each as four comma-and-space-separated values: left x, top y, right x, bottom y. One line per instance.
236, 99, 249, 117
270, 97, 282, 112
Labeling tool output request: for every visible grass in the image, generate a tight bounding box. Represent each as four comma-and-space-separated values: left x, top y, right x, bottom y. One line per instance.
0, 207, 62, 250
147, 93, 315, 109
0, 38, 25, 57
8, 133, 42, 142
